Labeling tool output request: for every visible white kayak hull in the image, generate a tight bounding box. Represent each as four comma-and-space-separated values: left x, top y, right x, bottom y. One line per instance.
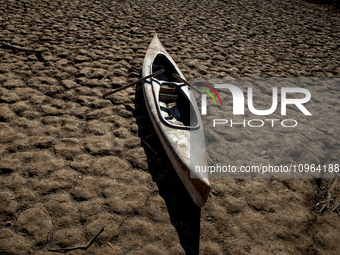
142, 33, 210, 207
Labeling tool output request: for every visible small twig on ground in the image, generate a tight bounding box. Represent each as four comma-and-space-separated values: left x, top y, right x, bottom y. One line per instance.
117, 245, 124, 251
315, 201, 326, 207
107, 242, 115, 251
319, 179, 340, 214
145, 133, 155, 140
319, 204, 327, 213
84, 226, 89, 239
332, 202, 340, 212
1, 41, 48, 54
131, 66, 142, 72
141, 138, 157, 155
48, 225, 105, 253
107, 243, 125, 252
100, 72, 109, 81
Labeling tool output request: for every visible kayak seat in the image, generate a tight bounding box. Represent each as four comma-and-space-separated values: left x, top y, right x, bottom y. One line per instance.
159, 93, 178, 102
159, 82, 177, 93
159, 82, 179, 102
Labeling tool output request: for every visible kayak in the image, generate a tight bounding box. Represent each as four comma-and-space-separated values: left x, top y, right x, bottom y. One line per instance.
142, 33, 210, 207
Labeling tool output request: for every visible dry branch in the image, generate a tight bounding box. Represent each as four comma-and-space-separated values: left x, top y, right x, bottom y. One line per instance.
48, 225, 105, 253
1, 42, 48, 54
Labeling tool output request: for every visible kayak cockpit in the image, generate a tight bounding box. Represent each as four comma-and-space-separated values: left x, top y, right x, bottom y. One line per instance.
151, 53, 199, 129
152, 53, 179, 82
158, 81, 197, 127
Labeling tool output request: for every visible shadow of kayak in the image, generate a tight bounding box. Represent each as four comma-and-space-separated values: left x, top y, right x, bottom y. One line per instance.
134, 81, 201, 255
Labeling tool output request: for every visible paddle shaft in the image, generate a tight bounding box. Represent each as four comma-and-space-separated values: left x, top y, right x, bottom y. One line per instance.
172, 73, 202, 94
103, 69, 165, 98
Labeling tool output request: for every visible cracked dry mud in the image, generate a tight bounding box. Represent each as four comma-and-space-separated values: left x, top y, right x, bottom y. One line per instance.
0, 0, 340, 254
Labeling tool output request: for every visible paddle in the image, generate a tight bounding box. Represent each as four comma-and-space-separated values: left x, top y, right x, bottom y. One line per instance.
172, 73, 202, 94
103, 69, 165, 98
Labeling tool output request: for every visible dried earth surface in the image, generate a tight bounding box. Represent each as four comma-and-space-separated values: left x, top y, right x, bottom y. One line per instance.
0, 0, 340, 254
